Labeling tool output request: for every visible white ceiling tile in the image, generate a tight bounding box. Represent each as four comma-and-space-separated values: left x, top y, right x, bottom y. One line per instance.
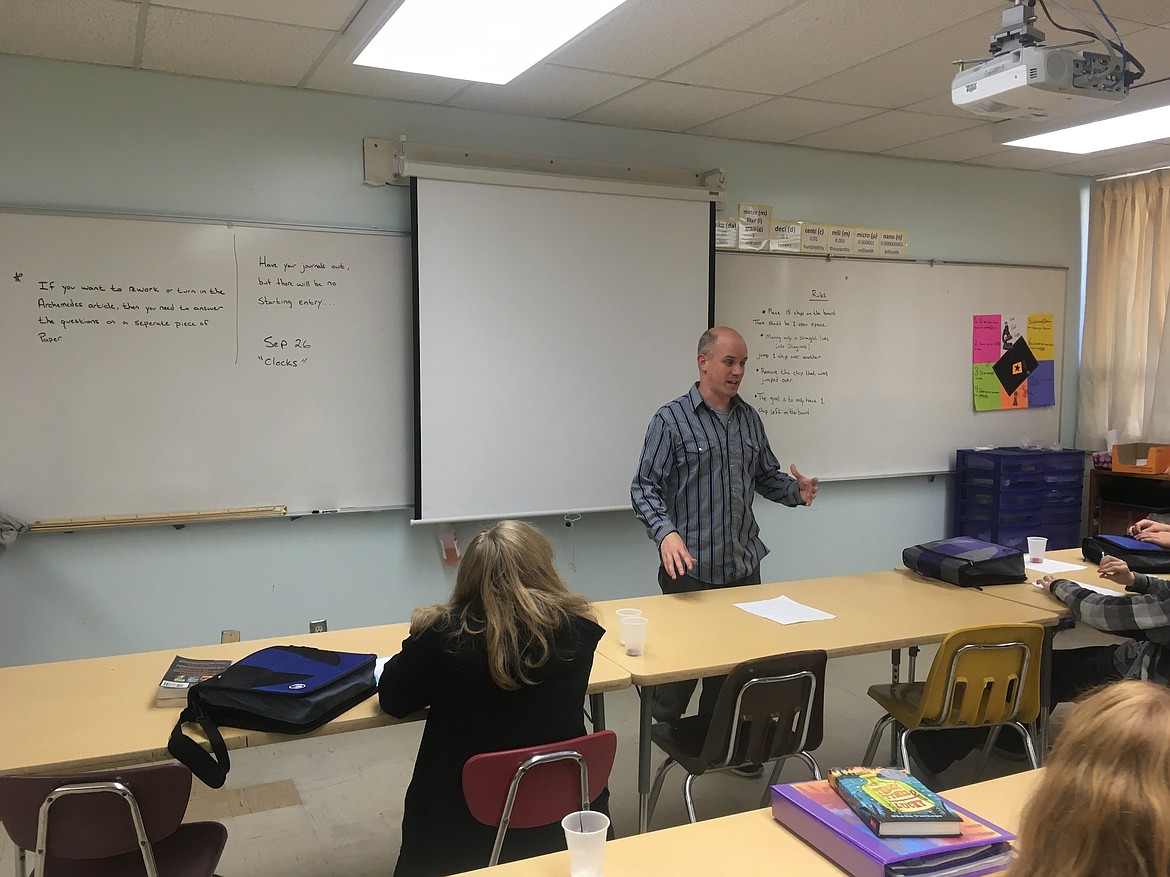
792, 110, 983, 153
667, 0, 1004, 94
882, 123, 1008, 161
151, 0, 362, 31
1041, 142, 1170, 176
8, 0, 1159, 177
966, 149, 1084, 171
0, 0, 138, 67
1113, 25, 1170, 85
903, 92, 982, 118
1066, 1, 1170, 27
789, 9, 1004, 109
549, 0, 797, 79
446, 65, 643, 119
687, 97, 880, 142
574, 81, 770, 132
141, 6, 333, 86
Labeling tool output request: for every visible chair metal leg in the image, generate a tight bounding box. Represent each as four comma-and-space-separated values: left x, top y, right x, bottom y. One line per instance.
645, 756, 676, 829
897, 727, 912, 774
682, 772, 699, 824
758, 751, 821, 807
863, 715, 897, 765
793, 750, 823, 780
1013, 722, 1041, 770
973, 725, 1004, 781
889, 649, 902, 763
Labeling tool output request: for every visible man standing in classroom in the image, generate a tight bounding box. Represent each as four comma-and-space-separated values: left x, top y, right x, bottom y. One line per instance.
631, 325, 819, 729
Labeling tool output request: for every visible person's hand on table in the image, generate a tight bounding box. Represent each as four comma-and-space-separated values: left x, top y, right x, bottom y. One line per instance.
1037, 573, 1059, 591
1135, 528, 1170, 549
792, 464, 819, 506
1129, 518, 1170, 536
1098, 554, 1136, 589
659, 531, 695, 580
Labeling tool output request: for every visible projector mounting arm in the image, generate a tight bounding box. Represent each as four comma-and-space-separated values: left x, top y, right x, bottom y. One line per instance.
988, 1, 1045, 55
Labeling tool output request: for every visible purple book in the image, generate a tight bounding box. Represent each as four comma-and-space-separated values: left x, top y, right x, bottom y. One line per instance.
771, 780, 1016, 877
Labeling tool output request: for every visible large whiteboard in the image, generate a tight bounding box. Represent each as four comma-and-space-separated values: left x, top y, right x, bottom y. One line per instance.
0, 212, 411, 522
716, 253, 1068, 480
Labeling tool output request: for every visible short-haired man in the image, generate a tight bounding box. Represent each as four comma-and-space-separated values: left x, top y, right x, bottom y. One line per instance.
631, 326, 818, 728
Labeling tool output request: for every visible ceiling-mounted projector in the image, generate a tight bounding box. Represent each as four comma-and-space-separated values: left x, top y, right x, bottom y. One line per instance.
952, 45, 1127, 120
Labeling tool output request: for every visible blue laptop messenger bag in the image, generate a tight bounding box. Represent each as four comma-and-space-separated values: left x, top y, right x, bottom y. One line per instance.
168, 644, 377, 787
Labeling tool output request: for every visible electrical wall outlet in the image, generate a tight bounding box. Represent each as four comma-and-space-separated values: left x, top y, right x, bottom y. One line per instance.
309, 619, 328, 634
221, 629, 240, 643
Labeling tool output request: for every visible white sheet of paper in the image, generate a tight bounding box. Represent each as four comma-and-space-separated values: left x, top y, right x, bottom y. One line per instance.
1034, 579, 1122, 596
1025, 558, 1086, 574
374, 655, 391, 683
734, 595, 836, 625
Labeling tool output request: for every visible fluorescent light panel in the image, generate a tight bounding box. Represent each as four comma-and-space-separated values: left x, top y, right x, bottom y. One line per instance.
354, 0, 627, 84
1006, 104, 1170, 154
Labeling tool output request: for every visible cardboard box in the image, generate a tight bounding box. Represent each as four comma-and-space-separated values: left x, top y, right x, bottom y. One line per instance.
1112, 443, 1170, 475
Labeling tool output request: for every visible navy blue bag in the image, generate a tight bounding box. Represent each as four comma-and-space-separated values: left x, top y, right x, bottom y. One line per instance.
1082, 534, 1170, 574
169, 645, 376, 787
903, 536, 1027, 588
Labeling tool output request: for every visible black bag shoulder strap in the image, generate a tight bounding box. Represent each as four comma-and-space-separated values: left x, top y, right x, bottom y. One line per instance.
168, 707, 230, 789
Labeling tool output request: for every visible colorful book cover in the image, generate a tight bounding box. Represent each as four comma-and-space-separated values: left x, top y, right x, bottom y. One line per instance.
157, 655, 232, 705
771, 780, 1015, 877
829, 767, 962, 837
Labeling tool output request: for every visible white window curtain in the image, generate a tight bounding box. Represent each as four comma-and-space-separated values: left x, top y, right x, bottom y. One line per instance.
1076, 168, 1170, 451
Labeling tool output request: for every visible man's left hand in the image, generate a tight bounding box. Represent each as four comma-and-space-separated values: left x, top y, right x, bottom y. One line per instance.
791, 464, 819, 506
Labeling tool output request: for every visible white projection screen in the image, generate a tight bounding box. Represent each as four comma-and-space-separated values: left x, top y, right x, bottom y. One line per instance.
413, 177, 713, 523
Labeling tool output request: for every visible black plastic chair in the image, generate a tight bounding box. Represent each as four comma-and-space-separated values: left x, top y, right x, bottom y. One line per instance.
646, 650, 826, 825
0, 761, 227, 877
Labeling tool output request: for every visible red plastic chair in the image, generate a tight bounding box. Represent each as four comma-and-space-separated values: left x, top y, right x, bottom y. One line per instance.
462, 729, 617, 867
0, 761, 227, 877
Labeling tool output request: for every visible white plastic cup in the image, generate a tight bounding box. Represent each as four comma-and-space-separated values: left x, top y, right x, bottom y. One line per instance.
562, 810, 609, 877
615, 608, 641, 646
621, 616, 648, 657
1028, 536, 1048, 563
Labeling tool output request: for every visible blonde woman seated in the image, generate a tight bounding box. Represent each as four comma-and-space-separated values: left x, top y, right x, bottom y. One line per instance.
379, 520, 606, 877
1011, 680, 1170, 877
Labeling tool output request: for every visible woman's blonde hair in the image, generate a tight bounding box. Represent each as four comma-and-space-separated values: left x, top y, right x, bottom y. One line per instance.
409, 520, 596, 690
1010, 680, 1170, 877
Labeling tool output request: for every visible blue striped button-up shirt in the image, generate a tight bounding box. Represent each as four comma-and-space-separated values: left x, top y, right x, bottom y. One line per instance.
631, 383, 802, 585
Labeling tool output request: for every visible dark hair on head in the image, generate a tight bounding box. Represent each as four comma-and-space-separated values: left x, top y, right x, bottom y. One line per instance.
698, 328, 719, 356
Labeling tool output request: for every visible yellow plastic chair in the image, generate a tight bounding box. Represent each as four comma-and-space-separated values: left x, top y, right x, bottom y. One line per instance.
862, 623, 1044, 778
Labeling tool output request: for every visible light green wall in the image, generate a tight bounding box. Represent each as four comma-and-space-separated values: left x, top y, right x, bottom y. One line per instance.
0, 54, 1086, 666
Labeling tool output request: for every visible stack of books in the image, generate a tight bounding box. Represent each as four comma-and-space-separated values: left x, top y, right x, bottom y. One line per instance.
771, 767, 1015, 877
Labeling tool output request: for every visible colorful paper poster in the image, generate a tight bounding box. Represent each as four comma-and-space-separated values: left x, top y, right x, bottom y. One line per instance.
972, 313, 1056, 410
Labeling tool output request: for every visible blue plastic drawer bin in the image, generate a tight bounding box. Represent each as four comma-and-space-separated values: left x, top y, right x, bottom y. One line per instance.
957, 503, 1047, 526
961, 484, 1045, 506
1043, 486, 1082, 506
957, 448, 1048, 476
1042, 505, 1083, 525
1044, 451, 1086, 473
